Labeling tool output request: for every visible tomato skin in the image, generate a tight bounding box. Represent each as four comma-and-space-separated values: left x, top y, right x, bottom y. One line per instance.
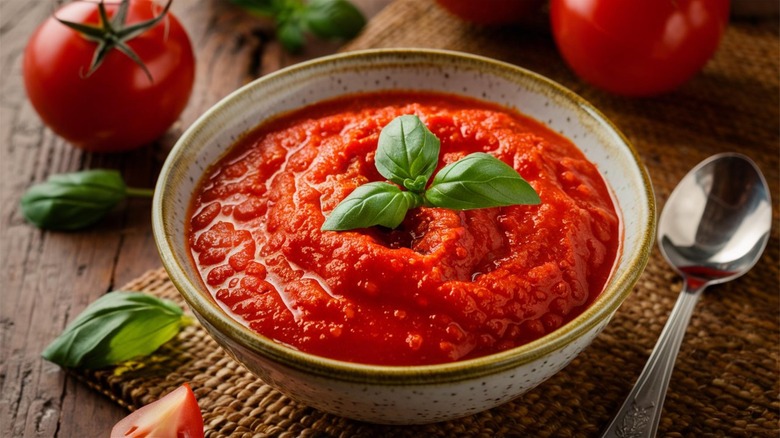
23, 0, 195, 152
550, 0, 730, 96
110, 383, 204, 438
435, 0, 543, 25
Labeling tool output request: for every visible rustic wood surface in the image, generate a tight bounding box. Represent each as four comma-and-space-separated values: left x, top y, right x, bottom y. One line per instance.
0, 1, 389, 436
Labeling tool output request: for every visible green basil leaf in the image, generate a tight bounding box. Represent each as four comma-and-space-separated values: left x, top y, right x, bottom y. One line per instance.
302, 0, 366, 39
42, 291, 186, 369
277, 17, 306, 53
375, 115, 440, 192
20, 170, 129, 230
425, 152, 541, 210
322, 182, 420, 231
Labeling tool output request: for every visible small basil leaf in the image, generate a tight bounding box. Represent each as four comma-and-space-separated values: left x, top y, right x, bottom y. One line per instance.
322, 182, 420, 231
403, 174, 429, 193
20, 170, 128, 231
375, 115, 440, 191
425, 152, 540, 210
42, 291, 186, 369
302, 0, 366, 39
277, 17, 306, 53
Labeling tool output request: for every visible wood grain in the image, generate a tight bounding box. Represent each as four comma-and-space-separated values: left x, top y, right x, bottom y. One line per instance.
0, 1, 389, 436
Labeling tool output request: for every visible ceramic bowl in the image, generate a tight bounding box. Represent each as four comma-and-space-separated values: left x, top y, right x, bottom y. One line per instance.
152, 49, 655, 425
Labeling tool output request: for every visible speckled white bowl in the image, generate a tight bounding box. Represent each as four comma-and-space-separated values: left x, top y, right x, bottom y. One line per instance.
152, 49, 655, 425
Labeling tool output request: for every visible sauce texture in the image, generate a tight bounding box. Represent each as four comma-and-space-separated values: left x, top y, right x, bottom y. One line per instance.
188, 92, 620, 365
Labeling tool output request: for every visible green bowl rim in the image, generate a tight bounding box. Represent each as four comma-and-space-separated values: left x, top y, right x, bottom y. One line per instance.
152, 48, 656, 385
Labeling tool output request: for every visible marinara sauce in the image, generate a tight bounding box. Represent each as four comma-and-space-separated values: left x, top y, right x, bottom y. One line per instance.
188, 92, 620, 366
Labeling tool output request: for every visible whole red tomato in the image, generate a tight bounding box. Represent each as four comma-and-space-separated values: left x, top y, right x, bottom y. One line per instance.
23, 0, 195, 152
435, 0, 543, 25
550, 0, 730, 96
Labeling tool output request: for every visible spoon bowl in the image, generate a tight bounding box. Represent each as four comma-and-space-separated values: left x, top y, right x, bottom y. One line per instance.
602, 152, 772, 438
659, 153, 772, 287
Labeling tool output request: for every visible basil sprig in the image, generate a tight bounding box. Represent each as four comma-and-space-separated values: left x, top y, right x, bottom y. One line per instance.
230, 0, 366, 52
42, 292, 189, 369
322, 115, 540, 231
20, 169, 153, 231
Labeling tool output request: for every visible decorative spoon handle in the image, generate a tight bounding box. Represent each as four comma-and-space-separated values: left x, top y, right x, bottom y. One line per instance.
601, 283, 704, 438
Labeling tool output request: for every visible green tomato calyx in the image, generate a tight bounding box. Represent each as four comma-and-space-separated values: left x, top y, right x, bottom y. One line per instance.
55, 0, 172, 82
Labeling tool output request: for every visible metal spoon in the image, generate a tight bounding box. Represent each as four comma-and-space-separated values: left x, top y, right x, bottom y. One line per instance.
602, 153, 772, 438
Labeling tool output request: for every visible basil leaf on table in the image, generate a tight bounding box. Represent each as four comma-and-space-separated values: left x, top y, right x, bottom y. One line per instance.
321, 182, 421, 231
425, 152, 541, 210
20, 169, 153, 231
375, 114, 440, 192
229, 0, 366, 53
42, 291, 188, 369
277, 17, 306, 52
302, 0, 366, 40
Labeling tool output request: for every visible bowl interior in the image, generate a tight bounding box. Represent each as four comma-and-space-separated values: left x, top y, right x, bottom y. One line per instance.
153, 48, 655, 379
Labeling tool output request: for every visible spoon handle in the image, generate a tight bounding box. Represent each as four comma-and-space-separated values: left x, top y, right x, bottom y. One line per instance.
601, 284, 704, 438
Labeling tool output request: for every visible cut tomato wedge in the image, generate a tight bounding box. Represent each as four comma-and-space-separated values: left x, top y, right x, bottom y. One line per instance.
111, 383, 204, 438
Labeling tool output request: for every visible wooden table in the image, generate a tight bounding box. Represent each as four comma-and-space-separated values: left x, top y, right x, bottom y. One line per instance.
0, 1, 388, 436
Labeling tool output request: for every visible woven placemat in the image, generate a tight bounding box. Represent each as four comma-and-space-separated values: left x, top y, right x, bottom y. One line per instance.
78, 1, 779, 436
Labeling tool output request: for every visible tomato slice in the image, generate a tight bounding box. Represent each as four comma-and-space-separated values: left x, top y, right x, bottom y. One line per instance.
111, 383, 204, 438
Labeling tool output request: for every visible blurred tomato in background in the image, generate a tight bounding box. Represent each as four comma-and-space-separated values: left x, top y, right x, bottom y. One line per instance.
550, 0, 731, 96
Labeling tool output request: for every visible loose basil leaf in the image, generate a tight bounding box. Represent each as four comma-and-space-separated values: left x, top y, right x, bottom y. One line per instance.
321, 182, 420, 231
21, 170, 129, 231
375, 115, 440, 192
302, 0, 366, 39
277, 16, 306, 52
42, 291, 187, 369
425, 152, 541, 210
231, 0, 364, 52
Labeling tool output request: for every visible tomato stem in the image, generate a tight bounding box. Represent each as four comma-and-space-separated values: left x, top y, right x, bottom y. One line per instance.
54, 0, 173, 82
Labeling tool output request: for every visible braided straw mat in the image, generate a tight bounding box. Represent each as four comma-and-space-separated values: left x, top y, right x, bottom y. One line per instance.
78, 0, 779, 436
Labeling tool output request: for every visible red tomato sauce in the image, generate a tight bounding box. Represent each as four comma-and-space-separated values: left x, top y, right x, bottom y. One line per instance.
187, 92, 620, 366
